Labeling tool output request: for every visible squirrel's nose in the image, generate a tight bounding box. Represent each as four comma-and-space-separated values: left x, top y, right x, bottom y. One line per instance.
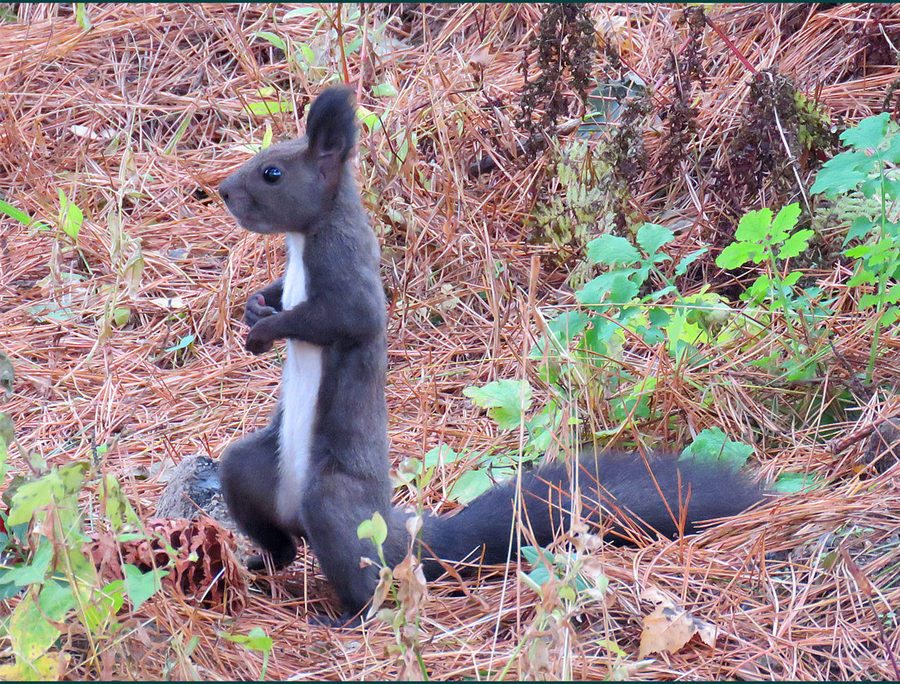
219, 176, 235, 203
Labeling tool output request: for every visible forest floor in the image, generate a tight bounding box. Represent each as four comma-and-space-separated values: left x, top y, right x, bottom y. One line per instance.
1, 3, 900, 680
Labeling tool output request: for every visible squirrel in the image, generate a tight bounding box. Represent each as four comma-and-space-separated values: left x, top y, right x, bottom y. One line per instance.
218, 85, 762, 626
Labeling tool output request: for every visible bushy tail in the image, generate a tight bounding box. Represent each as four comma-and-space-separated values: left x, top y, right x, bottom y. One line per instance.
415, 449, 762, 580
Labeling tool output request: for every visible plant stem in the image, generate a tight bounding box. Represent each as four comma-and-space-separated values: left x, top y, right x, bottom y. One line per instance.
866, 162, 891, 380
765, 244, 802, 358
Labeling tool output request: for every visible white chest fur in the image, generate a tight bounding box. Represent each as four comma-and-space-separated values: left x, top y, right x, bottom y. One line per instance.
277, 233, 323, 521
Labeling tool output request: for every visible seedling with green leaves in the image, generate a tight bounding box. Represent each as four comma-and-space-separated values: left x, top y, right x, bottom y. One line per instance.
810, 112, 900, 379
527, 223, 711, 430
503, 545, 608, 680
357, 512, 428, 679
714, 203, 817, 372
222, 627, 273, 680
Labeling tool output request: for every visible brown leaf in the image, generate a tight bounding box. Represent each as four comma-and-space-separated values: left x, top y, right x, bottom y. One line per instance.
367, 566, 393, 620
394, 553, 428, 622
638, 604, 718, 658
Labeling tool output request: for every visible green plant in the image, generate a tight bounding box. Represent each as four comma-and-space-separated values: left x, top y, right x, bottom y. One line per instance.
222, 627, 273, 680
357, 513, 428, 680
714, 203, 816, 373
0, 408, 167, 679
530, 220, 714, 427
244, 86, 295, 118
74, 3, 90, 29
501, 545, 607, 679
810, 112, 900, 379
395, 443, 517, 505
679, 427, 754, 468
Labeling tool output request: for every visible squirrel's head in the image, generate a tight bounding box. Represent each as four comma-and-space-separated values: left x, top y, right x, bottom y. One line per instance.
219, 85, 358, 235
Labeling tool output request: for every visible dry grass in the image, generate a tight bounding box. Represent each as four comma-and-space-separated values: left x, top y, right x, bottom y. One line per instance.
1, 3, 900, 680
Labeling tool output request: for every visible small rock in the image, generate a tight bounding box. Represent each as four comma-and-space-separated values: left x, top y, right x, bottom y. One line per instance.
154, 455, 234, 531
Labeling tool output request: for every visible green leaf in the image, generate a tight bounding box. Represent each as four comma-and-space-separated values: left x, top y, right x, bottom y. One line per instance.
112, 307, 131, 327
9, 594, 61, 662
576, 272, 638, 307
81, 580, 125, 635
357, 511, 388, 546
860, 176, 882, 199
7, 480, 53, 528
74, 2, 90, 29
423, 444, 459, 469
608, 273, 640, 305
356, 105, 382, 132
284, 6, 319, 18
858, 293, 881, 310
2, 541, 53, 587
881, 307, 900, 326
674, 247, 708, 276
772, 471, 825, 493
847, 267, 876, 287
8, 463, 88, 527
123, 564, 166, 611
296, 43, 315, 65
581, 318, 617, 357
770, 203, 802, 241
448, 469, 494, 504
840, 113, 889, 149
810, 149, 875, 198
57, 190, 83, 239
223, 625, 273, 675
782, 271, 803, 288
646, 285, 677, 302
345, 36, 363, 55
0, 198, 49, 230
253, 31, 286, 52
245, 626, 273, 653
734, 207, 774, 242
38, 580, 76, 620
372, 82, 398, 98
164, 334, 195, 353
745, 275, 773, 303
883, 177, 900, 201
885, 282, 900, 304
636, 223, 674, 256
845, 216, 877, 244
463, 379, 533, 431
716, 241, 761, 269
586, 234, 641, 266
245, 100, 294, 117
531, 310, 590, 360
679, 427, 753, 469
520, 546, 555, 590
102, 474, 140, 531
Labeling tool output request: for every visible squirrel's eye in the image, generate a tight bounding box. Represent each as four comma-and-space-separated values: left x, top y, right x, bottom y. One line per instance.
262, 166, 282, 184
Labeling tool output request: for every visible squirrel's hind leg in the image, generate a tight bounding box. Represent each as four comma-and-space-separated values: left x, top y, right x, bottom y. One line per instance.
220, 416, 298, 570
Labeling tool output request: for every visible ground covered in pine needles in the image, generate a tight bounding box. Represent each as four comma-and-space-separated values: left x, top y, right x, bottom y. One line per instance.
2, 3, 900, 680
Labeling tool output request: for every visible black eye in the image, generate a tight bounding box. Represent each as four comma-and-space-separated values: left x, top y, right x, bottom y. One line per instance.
262, 166, 282, 184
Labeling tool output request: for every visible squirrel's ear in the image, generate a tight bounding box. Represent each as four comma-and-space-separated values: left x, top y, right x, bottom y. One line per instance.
306, 85, 357, 191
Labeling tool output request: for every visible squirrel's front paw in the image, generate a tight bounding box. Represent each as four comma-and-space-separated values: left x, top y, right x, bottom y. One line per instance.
245, 294, 276, 328
245, 325, 275, 355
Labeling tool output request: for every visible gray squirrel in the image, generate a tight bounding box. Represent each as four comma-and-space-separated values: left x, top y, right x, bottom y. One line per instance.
218, 86, 761, 627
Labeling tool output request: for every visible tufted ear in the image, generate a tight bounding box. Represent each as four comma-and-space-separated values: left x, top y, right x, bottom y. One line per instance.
305, 85, 357, 192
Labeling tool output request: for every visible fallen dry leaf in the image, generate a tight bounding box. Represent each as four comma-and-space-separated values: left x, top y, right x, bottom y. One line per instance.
638, 604, 718, 658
